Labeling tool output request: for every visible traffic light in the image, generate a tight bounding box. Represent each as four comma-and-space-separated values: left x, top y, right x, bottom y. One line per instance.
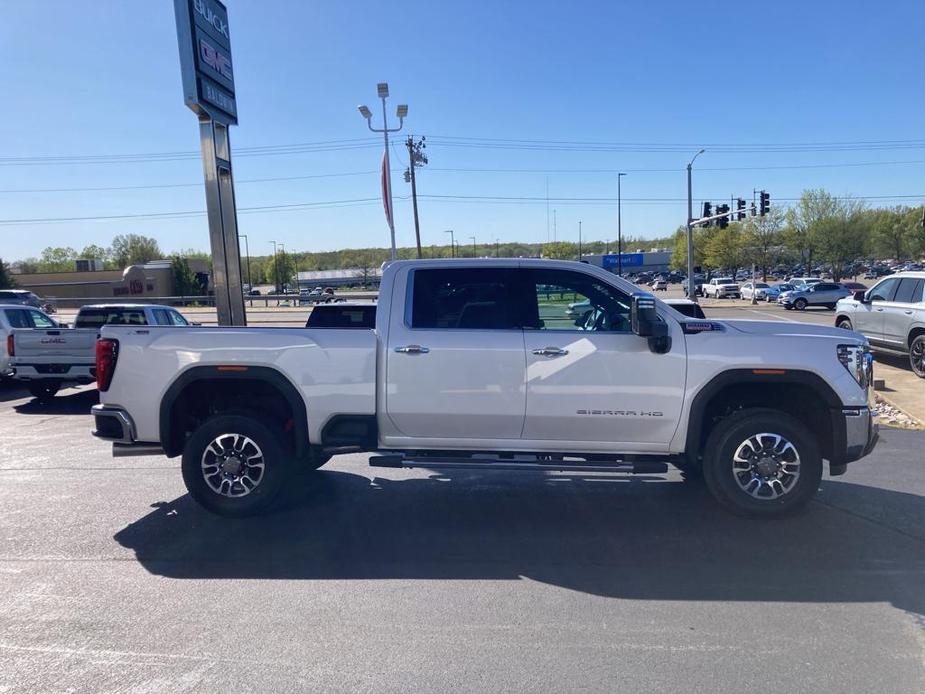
759, 190, 770, 216
716, 204, 730, 229
702, 201, 712, 227
736, 198, 746, 221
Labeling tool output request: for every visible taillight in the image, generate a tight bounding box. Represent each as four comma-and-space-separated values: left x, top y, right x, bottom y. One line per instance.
96, 338, 119, 391
5, 334, 12, 357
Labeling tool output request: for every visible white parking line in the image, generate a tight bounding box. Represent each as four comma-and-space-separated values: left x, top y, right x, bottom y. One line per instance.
744, 309, 800, 323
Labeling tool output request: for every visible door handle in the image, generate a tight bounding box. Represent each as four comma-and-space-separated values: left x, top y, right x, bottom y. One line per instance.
532, 346, 569, 357
876, 308, 884, 312
905, 310, 914, 315
394, 344, 429, 354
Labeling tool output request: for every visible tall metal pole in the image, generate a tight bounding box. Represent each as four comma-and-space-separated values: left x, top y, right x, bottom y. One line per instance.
617, 172, 626, 275
495, 239, 500, 257
445, 230, 455, 257
578, 221, 582, 260
686, 149, 705, 302
239, 234, 251, 288
270, 241, 279, 295
470, 236, 477, 257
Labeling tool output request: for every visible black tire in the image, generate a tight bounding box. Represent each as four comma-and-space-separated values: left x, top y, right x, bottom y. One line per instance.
702, 408, 823, 518
836, 317, 853, 331
794, 298, 808, 311
28, 381, 60, 403
181, 414, 292, 517
909, 334, 925, 379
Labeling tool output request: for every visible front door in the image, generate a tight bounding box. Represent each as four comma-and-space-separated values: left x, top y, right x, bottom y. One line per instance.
384, 266, 526, 440
857, 276, 901, 343
520, 268, 686, 448
881, 277, 924, 346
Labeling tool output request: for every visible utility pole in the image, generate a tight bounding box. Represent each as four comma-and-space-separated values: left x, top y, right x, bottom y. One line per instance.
270, 241, 280, 295
470, 236, 477, 257
686, 149, 706, 302
238, 234, 251, 289
578, 221, 582, 260
553, 209, 557, 242
617, 172, 626, 275
358, 83, 407, 261
444, 230, 455, 257
495, 239, 500, 257
405, 135, 427, 258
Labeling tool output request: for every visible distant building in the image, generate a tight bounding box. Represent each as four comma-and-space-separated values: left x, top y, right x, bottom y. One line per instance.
12, 259, 212, 306
581, 250, 672, 274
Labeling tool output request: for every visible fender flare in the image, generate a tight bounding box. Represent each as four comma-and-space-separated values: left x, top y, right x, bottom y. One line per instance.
159, 365, 308, 458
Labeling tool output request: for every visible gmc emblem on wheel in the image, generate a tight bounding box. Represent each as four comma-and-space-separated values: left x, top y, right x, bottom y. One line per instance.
577, 409, 664, 417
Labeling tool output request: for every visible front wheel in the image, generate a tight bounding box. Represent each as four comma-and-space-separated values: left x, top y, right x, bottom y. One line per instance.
836, 317, 853, 331
910, 335, 925, 378
794, 298, 808, 310
181, 414, 292, 517
702, 408, 823, 517
28, 380, 60, 403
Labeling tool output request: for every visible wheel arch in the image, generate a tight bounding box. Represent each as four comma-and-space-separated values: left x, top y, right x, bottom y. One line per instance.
159, 365, 309, 458
684, 369, 843, 468
907, 325, 925, 349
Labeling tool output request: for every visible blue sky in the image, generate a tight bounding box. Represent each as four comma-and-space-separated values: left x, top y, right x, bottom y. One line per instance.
2, 0, 924, 261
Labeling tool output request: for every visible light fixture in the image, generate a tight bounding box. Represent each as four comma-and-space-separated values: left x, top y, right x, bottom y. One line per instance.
396, 104, 408, 119
357, 105, 372, 119
377, 82, 389, 98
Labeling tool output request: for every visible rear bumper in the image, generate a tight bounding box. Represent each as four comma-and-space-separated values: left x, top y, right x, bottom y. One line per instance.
13, 363, 95, 381
91, 404, 136, 444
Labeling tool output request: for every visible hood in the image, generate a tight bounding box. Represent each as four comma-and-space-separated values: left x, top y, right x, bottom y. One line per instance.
717, 319, 866, 344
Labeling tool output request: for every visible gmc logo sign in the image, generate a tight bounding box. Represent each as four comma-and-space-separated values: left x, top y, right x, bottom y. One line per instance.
199, 39, 233, 80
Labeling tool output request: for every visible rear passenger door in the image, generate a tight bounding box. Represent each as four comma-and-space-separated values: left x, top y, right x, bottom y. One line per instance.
383, 267, 527, 441
881, 277, 925, 347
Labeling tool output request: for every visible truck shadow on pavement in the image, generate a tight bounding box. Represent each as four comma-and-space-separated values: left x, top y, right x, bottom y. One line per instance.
12, 388, 98, 414
113, 468, 925, 615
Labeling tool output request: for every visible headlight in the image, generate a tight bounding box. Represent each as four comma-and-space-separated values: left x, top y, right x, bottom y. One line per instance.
837, 344, 872, 390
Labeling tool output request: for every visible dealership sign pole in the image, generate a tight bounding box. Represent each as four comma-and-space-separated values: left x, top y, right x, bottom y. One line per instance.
174, 0, 246, 326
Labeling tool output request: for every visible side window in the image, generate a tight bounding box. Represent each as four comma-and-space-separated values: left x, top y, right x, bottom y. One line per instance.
168, 310, 189, 326
526, 269, 632, 332
151, 309, 172, 326
892, 278, 924, 304
27, 310, 55, 328
4, 309, 31, 329
410, 268, 520, 330
869, 277, 900, 302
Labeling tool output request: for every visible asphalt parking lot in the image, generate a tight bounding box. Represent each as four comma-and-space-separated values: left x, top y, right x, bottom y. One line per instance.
1, 383, 924, 692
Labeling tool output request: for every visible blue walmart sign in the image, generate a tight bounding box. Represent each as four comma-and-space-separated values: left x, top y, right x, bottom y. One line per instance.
602, 253, 644, 269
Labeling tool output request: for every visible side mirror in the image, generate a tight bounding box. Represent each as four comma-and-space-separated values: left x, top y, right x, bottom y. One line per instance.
631, 293, 671, 354
853, 290, 867, 303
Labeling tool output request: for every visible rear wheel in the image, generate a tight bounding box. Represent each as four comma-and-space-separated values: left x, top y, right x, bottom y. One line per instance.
181, 414, 292, 517
28, 380, 60, 403
702, 408, 823, 518
910, 335, 925, 379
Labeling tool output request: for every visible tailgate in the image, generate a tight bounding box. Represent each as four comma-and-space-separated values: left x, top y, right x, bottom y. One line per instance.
11, 328, 97, 361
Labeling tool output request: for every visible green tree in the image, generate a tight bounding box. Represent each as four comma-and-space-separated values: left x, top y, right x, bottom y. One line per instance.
812, 198, 867, 281
541, 241, 579, 260
39, 246, 78, 272
111, 234, 162, 267
742, 209, 784, 280
783, 189, 839, 268
79, 244, 113, 265
171, 256, 199, 296
704, 223, 746, 274
0, 258, 15, 289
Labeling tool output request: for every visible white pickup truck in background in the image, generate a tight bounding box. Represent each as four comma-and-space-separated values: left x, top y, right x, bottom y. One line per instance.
10, 303, 191, 401
93, 259, 878, 518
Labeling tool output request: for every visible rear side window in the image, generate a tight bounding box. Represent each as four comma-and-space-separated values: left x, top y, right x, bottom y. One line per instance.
76, 308, 149, 328
306, 306, 376, 328
893, 278, 925, 304
815, 283, 839, 291
27, 310, 55, 328
3, 309, 31, 328
411, 268, 520, 330
151, 309, 172, 325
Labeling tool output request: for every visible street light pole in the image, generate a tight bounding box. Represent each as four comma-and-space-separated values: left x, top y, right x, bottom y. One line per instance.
495, 238, 500, 257
470, 236, 477, 257
617, 173, 626, 276
358, 83, 407, 261
269, 241, 280, 295
578, 221, 582, 260
238, 234, 251, 289
686, 149, 706, 302
444, 230, 455, 257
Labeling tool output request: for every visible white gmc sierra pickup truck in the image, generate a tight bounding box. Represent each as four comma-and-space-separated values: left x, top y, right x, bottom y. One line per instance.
92, 259, 878, 518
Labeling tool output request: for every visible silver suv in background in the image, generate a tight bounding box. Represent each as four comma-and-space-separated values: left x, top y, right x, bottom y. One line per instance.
779, 282, 851, 310
836, 271, 925, 377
